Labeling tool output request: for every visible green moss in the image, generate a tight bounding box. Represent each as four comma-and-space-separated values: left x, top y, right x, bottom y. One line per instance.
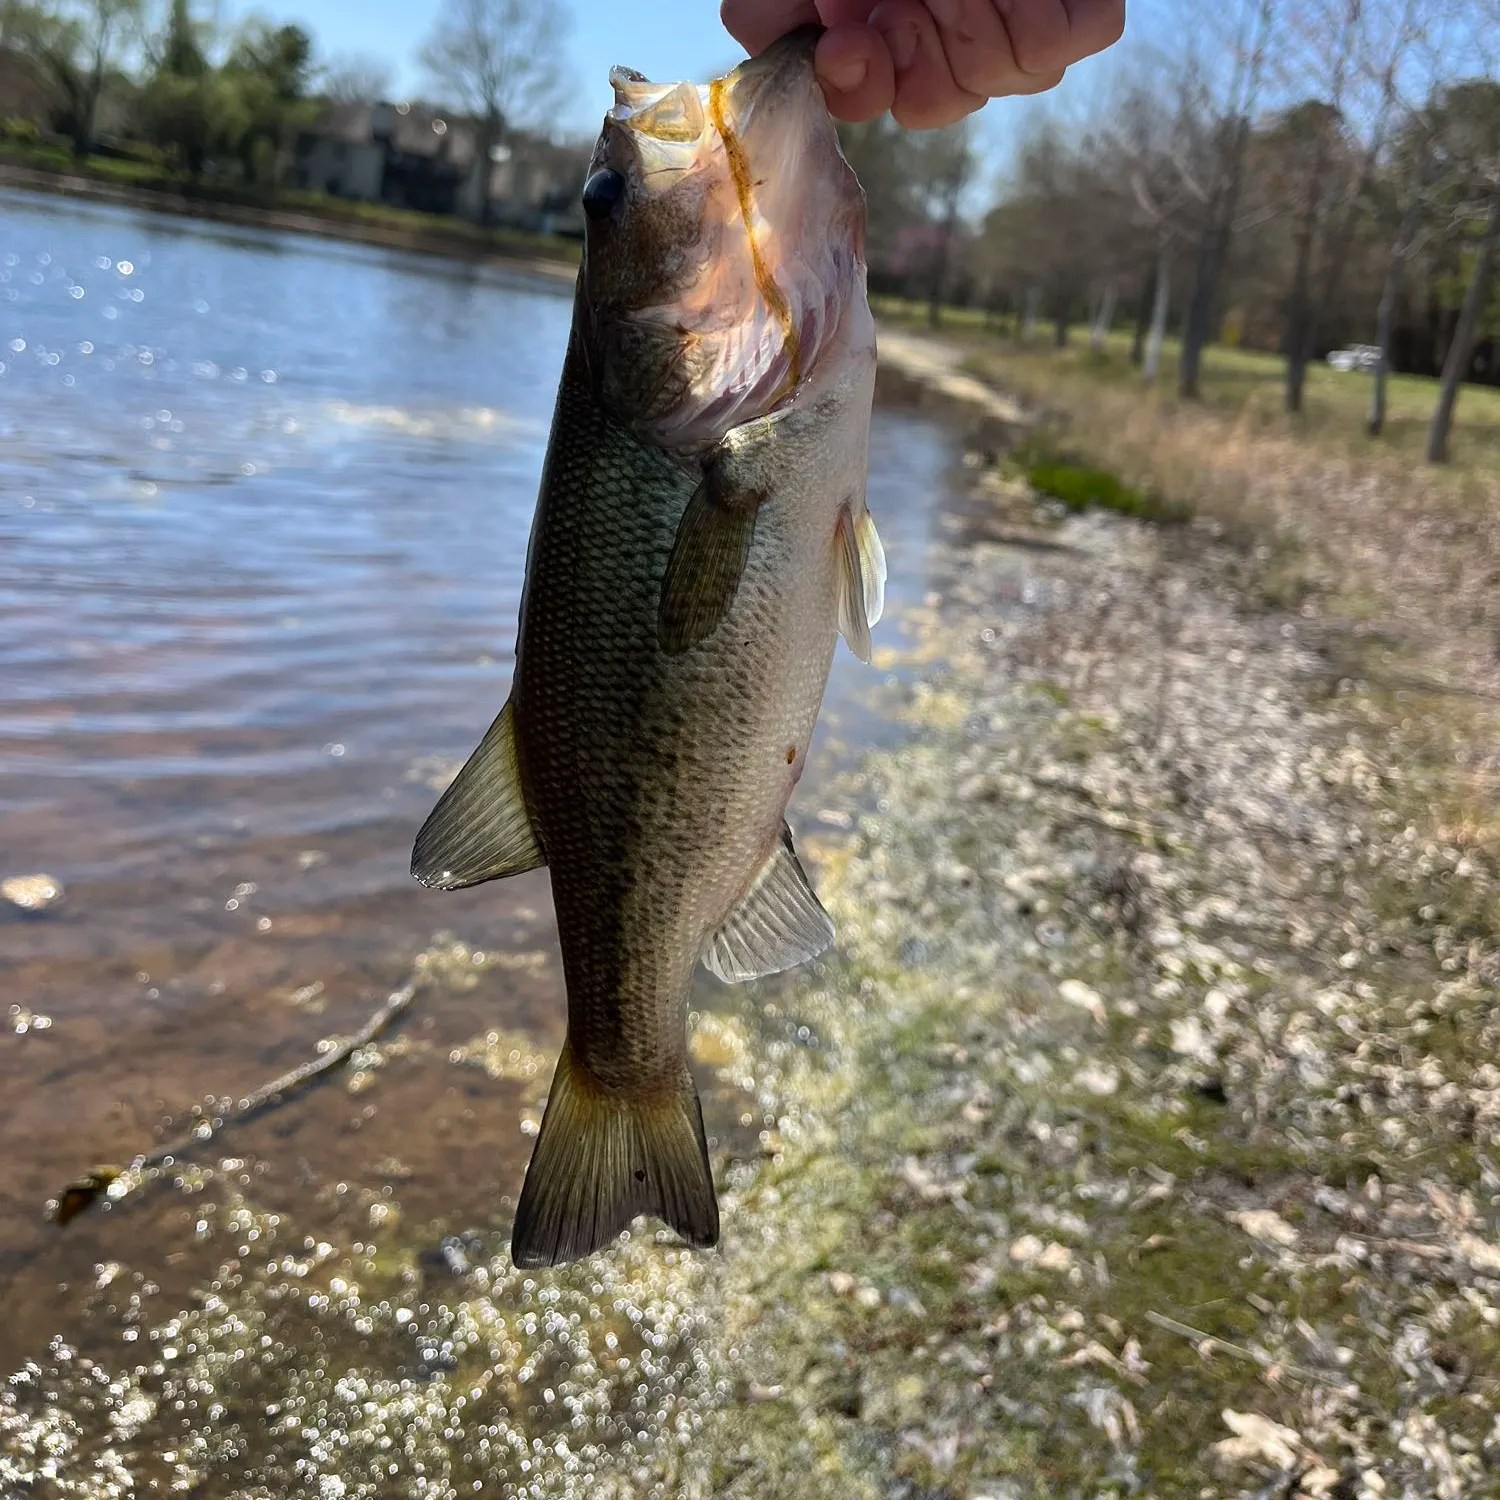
1007, 433, 1191, 526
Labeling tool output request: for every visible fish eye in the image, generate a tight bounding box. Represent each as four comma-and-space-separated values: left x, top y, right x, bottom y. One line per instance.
582, 168, 627, 221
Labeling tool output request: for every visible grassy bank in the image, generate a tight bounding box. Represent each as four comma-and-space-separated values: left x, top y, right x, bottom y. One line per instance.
873, 297, 1500, 478
878, 305, 1500, 708
0, 145, 581, 270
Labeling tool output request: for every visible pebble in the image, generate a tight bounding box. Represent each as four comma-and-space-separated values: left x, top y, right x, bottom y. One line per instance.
1057, 979, 1106, 1026
1229, 1209, 1300, 1248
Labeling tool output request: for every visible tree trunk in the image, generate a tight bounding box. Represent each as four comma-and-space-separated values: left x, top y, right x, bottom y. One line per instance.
1021, 286, 1040, 341
474, 110, 501, 227
1144, 245, 1171, 383
1180, 0, 1275, 401
1284, 193, 1321, 413
1054, 307, 1069, 348
1130, 262, 1154, 367
1089, 284, 1117, 353
927, 185, 960, 330
1368, 187, 1424, 437
71, 69, 102, 159
1179, 234, 1221, 399
1284, 120, 1346, 414
1368, 264, 1396, 438
1426, 191, 1500, 464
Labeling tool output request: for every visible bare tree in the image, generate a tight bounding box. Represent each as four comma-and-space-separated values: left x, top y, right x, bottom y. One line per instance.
1424, 76, 1500, 462
1088, 283, 1117, 350
1143, 242, 1173, 379
1103, 74, 1204, 382
420, 0, 569, 224
1368, 151, 1430, 435
321, 51, 393, 103
1276, 0, 1364, 414
1425, 191, 1500, 460
15, 0, 141, 157
918, 123, 975, 329
1178, 0, 1279, 400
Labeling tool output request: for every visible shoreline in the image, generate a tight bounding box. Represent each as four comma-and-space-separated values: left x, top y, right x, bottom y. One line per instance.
4, 191, 1497, 1495
0, 163, 580, 282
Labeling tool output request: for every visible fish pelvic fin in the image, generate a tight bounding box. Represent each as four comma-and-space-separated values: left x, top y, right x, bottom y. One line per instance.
835, 501, 886, 664
510, 1041, 719, 1269
702, 822, 834, 983
411, 699, 545, 891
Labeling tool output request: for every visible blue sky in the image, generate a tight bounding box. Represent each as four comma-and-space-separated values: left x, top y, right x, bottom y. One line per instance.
222, 0, 1165, 150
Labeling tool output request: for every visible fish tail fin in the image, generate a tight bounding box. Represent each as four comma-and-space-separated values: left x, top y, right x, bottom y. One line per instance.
510, 1040, 719, 1269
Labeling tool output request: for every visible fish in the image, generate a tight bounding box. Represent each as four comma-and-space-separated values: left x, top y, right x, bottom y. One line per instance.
411, 26, 883, 1269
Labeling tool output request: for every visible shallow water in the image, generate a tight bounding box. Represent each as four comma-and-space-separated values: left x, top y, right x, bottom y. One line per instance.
0, 189, 957, 1378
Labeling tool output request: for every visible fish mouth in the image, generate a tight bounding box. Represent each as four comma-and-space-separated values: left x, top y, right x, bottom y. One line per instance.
584, 30, 865, 448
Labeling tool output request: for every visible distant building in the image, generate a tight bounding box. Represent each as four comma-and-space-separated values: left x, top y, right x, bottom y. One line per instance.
0, 45, 56, 125
295, 101, 591, 235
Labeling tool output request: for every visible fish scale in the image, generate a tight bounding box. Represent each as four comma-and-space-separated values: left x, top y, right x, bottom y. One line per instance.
516, 342, 844, 1091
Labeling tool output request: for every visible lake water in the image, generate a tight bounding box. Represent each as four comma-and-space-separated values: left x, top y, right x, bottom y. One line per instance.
0, 187, 958, 1412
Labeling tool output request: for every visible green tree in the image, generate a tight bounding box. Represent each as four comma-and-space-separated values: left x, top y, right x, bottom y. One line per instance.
137, 68, 247, 175
135, 0, 232, 176
223, 20, 316, 185
10, 0, 141, 157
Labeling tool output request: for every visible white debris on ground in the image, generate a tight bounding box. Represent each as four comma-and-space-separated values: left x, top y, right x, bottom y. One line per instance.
2, 874, 64, 911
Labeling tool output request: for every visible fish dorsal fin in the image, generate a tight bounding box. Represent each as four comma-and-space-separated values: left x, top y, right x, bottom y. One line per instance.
702, 823, 835, 983
658, 460, 765, 655
835, 502, 886, 664
411, 699, 545, 890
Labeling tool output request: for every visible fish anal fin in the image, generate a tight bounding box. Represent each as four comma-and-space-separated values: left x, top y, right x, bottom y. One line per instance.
835, 502, 884, 663
702, 822, 835, 983
411, 699, 544, 891
510, 1042, 718, 1268
658, 462, 764, 655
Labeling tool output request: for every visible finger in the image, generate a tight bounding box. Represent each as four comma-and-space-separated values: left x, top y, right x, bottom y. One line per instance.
992, 0, 1125, 75
720, 0, 820, 56
815, 25, 897, 122
868, 0, 985, 130
922, 0, 1027, 98
991, 0, 1072, 75
815, 0, 880, 24
1061, 0, 1126, 60
1007, 63, 1066, 94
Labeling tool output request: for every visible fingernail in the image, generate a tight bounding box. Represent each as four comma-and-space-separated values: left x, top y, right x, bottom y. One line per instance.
887, 21, 918, 69
819, 52, 869, 92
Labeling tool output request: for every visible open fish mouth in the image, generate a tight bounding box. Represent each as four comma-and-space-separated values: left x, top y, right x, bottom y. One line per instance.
579, 29, 866, 449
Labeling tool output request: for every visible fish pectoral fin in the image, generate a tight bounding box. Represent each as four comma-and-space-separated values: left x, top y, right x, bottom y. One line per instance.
410, 699, 544, 891
702, 823, 836, 983
835, 502, 886, 664
658, 463, 763, 654
510, 1042, 719, 1268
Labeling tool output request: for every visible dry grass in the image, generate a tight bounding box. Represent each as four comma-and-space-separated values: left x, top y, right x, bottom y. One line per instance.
873, 295, 1500, 478
940, 336, 1500, 712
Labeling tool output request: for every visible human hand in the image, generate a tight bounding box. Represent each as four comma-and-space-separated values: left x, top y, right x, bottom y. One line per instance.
721, 0, 1124, 129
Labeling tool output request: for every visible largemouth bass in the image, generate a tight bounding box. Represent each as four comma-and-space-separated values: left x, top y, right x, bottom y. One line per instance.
412, 27, 883, 1268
